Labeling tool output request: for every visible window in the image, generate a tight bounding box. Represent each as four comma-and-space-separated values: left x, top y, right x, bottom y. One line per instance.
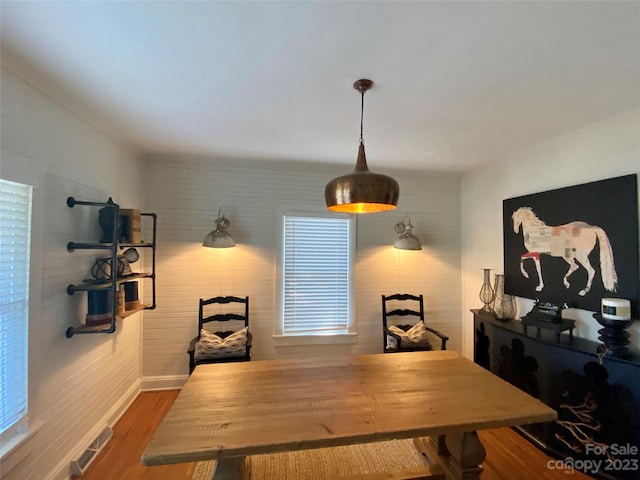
278, 211, 354, 337
0, 179, 32, 436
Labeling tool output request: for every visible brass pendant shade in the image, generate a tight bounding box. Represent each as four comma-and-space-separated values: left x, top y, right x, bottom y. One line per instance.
325, 79, 399, 214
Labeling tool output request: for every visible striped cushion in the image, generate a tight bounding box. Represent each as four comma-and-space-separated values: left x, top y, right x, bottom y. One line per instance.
195, 327, 248, 361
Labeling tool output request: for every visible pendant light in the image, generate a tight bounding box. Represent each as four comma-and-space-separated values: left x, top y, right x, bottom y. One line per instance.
325, 79, 399, 214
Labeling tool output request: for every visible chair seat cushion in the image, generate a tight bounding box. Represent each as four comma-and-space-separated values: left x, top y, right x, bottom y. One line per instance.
194, 327, 248, 361
386, 322, 432, 350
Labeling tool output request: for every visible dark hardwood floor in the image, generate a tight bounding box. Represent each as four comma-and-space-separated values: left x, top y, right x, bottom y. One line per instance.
80, 390, 592, 480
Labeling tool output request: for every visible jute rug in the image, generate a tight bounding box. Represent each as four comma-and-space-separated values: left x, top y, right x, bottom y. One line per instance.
192, 438, 431, 479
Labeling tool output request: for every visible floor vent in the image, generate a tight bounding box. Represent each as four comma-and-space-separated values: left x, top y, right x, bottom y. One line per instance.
70, 425, 113, 477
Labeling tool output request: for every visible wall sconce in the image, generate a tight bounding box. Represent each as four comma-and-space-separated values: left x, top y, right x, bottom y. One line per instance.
394, 215, 422, 250
203, 209, 235, 248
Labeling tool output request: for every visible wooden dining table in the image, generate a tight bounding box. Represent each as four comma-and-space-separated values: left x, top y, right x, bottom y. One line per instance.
142, 350, 556, 480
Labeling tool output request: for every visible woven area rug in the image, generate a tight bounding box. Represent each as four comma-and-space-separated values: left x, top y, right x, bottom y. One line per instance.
192, 438, 430, 479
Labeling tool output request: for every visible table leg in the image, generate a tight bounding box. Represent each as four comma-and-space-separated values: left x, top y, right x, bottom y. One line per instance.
414, 431, 486, 480
211, 456, 251, 480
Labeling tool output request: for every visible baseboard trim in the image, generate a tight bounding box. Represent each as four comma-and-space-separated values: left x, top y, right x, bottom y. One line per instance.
141, 375, 188, 391
108, 379, 142, 427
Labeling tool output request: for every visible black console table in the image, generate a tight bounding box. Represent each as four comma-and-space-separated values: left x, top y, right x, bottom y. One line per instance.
473, 309, 640, 480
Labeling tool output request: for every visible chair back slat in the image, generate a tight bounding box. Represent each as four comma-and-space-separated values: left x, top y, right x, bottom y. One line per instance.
201, 295, 247, 306
385, 293, 421, 302
201, 313, 247, 323
385, 308, 421, 318
198, 296, 249, 332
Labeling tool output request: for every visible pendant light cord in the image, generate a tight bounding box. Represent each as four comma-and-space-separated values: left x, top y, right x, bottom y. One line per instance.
359, 89, 365, 145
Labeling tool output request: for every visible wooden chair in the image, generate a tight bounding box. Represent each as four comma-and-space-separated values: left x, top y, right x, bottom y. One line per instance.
187, 296, 252, 374
382, 293, 448, 353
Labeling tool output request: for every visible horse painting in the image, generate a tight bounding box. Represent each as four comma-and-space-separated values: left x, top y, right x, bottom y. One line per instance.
511, 207, 618, 296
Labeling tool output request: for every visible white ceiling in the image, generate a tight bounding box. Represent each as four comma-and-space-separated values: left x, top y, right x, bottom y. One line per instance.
1, 1, 639, 172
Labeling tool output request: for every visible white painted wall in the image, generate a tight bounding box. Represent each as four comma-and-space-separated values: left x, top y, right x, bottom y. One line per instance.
6, 47, 635, 479
2, 61, 462, 475
461, 108, 640, 358
0, 66, 145, 480
141, 156, 462, 385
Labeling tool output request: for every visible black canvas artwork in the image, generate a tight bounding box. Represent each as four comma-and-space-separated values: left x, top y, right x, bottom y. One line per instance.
503, 174, 639, 313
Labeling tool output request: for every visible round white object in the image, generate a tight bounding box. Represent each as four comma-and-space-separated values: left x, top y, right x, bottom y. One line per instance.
601, 298, 631, 320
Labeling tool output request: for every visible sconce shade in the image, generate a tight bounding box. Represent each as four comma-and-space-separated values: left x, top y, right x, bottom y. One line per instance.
393, 215, 422, 250
325, 79, 399, 214
203, 211, 235, 248
394, 232, 422, 250
203, 230, 235, 248
325, 144, 399, 214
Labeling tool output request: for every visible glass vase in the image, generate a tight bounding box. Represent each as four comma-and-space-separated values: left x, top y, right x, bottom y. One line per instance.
479, 268, 495, 314
492, 273, 517, 321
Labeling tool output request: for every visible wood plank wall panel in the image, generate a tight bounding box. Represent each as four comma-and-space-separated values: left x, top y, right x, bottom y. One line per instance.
1, 67, 144, 480
142, 155, 461, 379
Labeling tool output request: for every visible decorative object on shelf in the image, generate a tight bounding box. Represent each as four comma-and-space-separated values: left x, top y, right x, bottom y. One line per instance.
86, 290, 113, 325
122, 246, 140, 263
123, 281, 140, 310
89, 247, 139, 280
97, 197, 122, 243
601, 297, 631, 320
521, 300, 574, 343
203, 208, 235, 248
593, 312, 635, 357
116, 287, 125, 316
91, 257, 124, 279
522, 299, 563, 324
393, 214, 422, 250
120, 208, 142, 243
492, 273, 517, 320
325, 78, 399, 214
479, 268, 495, 314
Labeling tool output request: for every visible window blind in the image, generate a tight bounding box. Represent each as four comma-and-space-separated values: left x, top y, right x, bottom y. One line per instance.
282, 214, 351, 335
0, 179, 32, 435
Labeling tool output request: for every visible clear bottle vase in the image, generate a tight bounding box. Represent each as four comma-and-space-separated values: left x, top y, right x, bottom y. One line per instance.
492, 273, 517, 321
479, 268, 495, 314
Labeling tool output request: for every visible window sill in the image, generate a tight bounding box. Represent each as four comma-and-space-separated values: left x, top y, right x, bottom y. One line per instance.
0, 420, 44, 474
273, 333, 357, 346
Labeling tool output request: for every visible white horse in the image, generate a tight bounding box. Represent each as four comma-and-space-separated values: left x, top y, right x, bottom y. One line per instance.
511, 207, 618, 296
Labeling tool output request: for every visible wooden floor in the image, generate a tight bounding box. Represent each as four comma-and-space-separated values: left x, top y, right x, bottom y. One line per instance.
81, 390, 592, 480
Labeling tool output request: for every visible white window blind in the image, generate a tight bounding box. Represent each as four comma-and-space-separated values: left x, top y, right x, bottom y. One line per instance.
0, 179, 32, 435
282, 213, 352, 336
